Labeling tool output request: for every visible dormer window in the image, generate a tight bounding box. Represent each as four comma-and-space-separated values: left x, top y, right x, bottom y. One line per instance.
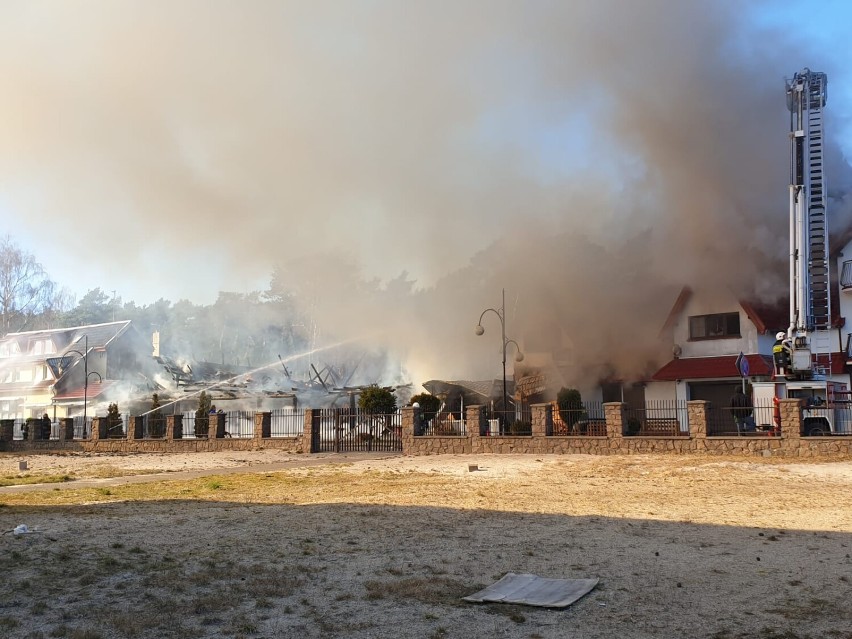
30, 339, 56, 356
689, 313, 741, 340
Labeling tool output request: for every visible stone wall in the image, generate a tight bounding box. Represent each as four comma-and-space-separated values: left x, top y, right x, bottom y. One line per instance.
3, 401, 852, 457
404, 400, 852, 458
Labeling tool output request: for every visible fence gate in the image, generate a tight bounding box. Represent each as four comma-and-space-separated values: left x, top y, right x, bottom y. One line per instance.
312, 409, 402, 453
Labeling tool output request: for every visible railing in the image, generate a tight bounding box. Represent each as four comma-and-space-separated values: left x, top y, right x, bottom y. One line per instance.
182, 413, 200, 439
624, 401, 689, 436
706, 401, 778, 436
552, 401, 606, 436
224, 411, 254, 438
484, 409, 531, 436
314, 409, 402, 452
73, 416, 92, 440
418, 414, 467, 436
270, 409, 304, 437
142, 413, 167, 438
841, 260, 852, 289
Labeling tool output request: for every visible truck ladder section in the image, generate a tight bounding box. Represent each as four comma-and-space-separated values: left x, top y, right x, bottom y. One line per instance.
789, 69, 830, 331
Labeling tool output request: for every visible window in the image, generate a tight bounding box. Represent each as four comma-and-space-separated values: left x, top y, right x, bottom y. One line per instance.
30, 340, 55, 356
689, 313, 740, 340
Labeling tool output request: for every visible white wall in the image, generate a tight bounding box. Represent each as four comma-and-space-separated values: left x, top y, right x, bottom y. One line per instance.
837, 241, 852, 355
644, 381, 677, 403
672, 294, 759, 359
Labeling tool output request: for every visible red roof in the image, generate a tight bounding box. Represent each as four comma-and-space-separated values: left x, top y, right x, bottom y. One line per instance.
52, 380, 115, 401
652, 355, 774, 381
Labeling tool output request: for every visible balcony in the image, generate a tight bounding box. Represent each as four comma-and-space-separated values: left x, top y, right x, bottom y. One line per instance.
841, 260, 852, 290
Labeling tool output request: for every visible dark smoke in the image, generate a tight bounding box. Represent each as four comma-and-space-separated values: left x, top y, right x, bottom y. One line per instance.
1, 1, 850, 388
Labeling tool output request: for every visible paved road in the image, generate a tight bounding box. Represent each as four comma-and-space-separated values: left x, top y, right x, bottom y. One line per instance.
0, 452, 400, 494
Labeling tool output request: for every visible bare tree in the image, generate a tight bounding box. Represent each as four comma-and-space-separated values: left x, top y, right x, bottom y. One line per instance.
0, 235, 69, 334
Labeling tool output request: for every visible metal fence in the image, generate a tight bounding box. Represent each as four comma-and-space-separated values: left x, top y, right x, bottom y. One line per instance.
706, 401, 778, 436
552, 401, 606, 436
270, 409, 305, 437
225, 411, 255, 438
417, 413, 468, 436
312, 409, 402, 452
484, 409, 531, 436
72, 416, 92, 440
142, 413, 167, 438
624, 401, 689, 436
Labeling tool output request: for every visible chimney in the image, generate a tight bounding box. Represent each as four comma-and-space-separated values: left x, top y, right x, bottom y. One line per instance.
152, 331, 160, 357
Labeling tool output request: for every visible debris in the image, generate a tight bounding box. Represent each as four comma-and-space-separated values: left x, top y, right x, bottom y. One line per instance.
463, 573, 599, 608
4, 524, 40, 536
19, 461, 28, 471
468, 464, 479, 472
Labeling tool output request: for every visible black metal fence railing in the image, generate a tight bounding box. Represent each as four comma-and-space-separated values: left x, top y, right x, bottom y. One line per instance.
73, 416, 92, 440
270, 409, 304, 437
484, 409, 531, 436
418, 414, 468, 436
225, 411, 254, 438
313, 409, 402, 452
182, 413, 200, 439
553, 401, 606, 436
142, 413, 167, 438
706, 401, 779, 436
624, 401, 688, 436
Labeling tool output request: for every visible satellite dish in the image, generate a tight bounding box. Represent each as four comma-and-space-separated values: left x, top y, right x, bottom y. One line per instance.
673, 344, 683, 358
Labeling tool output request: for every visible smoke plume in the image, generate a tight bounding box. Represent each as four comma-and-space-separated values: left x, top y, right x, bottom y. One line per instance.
1, 1, 850, 390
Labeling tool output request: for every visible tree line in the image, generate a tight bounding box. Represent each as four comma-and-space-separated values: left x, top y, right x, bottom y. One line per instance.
0, 235, 309, 368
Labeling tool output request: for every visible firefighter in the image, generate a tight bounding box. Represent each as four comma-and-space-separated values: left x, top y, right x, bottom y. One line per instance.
772, 331, 793, 378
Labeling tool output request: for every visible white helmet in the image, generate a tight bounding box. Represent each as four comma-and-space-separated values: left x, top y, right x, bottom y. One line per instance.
776, 331, 786, 340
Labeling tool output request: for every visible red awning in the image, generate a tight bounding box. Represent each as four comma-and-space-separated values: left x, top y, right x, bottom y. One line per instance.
652, 355, 774, 381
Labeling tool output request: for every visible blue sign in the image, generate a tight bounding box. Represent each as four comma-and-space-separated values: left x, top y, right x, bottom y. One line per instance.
735, 352, 749, 378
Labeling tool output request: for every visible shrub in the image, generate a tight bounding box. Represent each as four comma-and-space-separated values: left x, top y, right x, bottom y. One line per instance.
149, 393, 166, 438
358, 385, 397, 414
626, 417, 641, 436
409, 393, 440, 420
509, 420, 532, 435
107, 403, 123, 438
557, 387, 584, 430
195, 391, 211, 437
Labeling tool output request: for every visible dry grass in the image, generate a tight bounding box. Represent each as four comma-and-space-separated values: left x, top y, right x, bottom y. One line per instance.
0, 454, 851, 638
0, 473, 72, 487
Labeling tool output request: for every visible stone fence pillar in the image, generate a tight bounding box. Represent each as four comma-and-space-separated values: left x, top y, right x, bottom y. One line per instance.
401, 406, 418, 454
208, 413, 226, 439
59, 418, 74, 441
531, 403, 552, 437
466, 405, 484, 453
167, 415, 183, 440
91, 417, 109, 440
126, 416, 143, 440
254, 412, 271, 439
0, 419, 13, 443
604, 402, 625, 439
687, 400, 709, 438
780, 399, 803, 439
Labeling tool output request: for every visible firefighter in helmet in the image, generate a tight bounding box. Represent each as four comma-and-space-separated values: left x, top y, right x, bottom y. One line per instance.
773, 331, 793, 378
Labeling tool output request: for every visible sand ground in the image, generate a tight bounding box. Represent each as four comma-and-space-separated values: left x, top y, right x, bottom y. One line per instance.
1, 450, 851, 639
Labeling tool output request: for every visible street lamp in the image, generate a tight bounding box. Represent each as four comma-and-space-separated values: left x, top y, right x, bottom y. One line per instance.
475, 288, 524, 432
60, 335, 102, 432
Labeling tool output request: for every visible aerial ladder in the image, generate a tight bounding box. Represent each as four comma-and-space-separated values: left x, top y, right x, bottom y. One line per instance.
754, 69, 852, 434
786, 68, 830, 377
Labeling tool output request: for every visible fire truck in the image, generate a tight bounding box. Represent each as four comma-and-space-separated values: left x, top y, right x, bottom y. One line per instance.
751, 69, 852, 435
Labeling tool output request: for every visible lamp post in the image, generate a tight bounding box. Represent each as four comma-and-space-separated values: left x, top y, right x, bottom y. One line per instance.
475, 288, 524, 433
61, 335, 102, 431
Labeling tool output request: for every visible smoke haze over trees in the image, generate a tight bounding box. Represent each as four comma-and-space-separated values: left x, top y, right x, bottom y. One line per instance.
1, 1, 852, 388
